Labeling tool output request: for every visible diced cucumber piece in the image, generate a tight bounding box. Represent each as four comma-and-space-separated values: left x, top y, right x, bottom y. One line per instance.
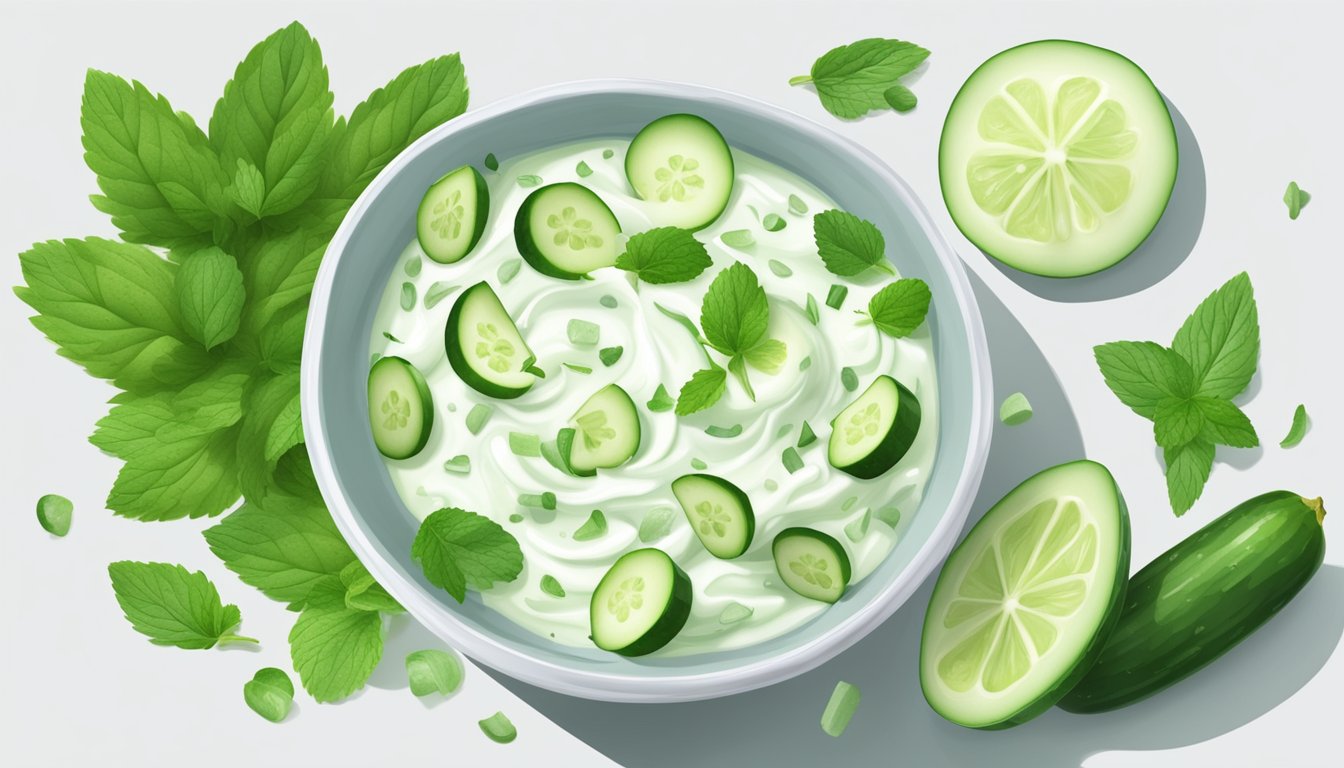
999, 392, 1033, 425
672, 474, 755, 559
36, 494, 73, 537
828, 375, 922, 479
573, 509, 608, 541
590, 548, 693, 656
466, 403, 493, 434
515, 183, 621, 279
820, 681, 861, 737
508, 432, 541, 456
417, 165, 489, 264
566, 384, 641, 474
773, 528, 851, 603
478, 711, 517, 744
826, 284, 848, 309
445, 282, 536, 399
626, 114, 735, 230
367, 356, 433, 459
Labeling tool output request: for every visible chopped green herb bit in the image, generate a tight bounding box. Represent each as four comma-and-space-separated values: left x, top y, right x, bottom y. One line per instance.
518, 492, 557, 510
638, 508, 677, 542
883, 83, 918, 113
782, 447, 804, 474
382, 331, 403, 343
799, 355, 813, 371
540, 575, 566, 598
497, 258, 522, 284
447, 403, 457, 412
517, 174, 542, 187
721, 229, 756, 248
243, 667, 294, 723
541, 492, 557, 509
706, 424, 743, 438
747, 204, 761, 221
508, 432, 542, 457
406, 649, 463, 697
404, 257, 422, 277
1281, 404, 1310, 448
763, 213, 787, 232
555, 428, 579, 475
479, 711, 517, 744
764, 479, 779, 492
602, 148, 615, 159
774, 423, 795, 440
805, 294, 820, 325
508, 513, 524, 523
566, 318, 600, 346
999, 392, 1034, 426
768, 259, 794, 277
562, 363, 593, 375
1284, 181, 1310, 220
576, 160, 593, 177
826, 284, 848, 309
690, 457, 708, 471
370, 352, 381, 366
599, 294, 618, 309
424, 281, 458, 309
484, 152, 499, 171
647, 384, 675, 412
876, 506, 902, 527
719, 602, 754, 625
466, 404, 494, 434
36, 494, 73, 536
820, 680, 862, 737
443, 455, 471, 474
788, 194, 809, 216
841, 366, 859, 391
798, 421, 817, 448
844, 509, 872, 542
599, 346, 624, 366
841, 495, 859, 512
573, 510, 608, 541
539, 439, 567, 474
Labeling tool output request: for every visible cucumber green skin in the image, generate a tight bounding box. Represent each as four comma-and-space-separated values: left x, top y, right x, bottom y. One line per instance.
443, 283, 531, 400
513, 183, 619, 280
1058, 491, 1326, 714
832, 378, 922, 480
592, 551, 694, 657
418, 166, 490, 264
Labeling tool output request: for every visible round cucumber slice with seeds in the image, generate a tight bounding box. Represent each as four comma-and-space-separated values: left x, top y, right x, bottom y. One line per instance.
591, 548, 693, 656
417, 165, 489, 264
566, 384, 641, 473
626, 114, 734, 230
827, 375, 922, 479
367, 356, 433, 459
515, 183, 621, 279
671, 474, 755, 559
920, 460, 1130, 729
444, 282, 536, 399
773, 528, 851, 603
940, 40, 1177, 277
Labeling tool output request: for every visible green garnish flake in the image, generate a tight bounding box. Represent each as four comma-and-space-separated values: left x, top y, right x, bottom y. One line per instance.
397, 282, 414, 311
479, 711, 517, 744
820, 680, 862, 737
775, 422, 795, 440
517, 174, 542, 187
794, 38, 929, 120
876, 506, 902, 528
406, 649, 463, 697
36, 493, 73, 536
690, 457, 708, 471
484, 152, 500, 171
805, 294, 820, 325
243, 667, 294, 723
844, 509, 872, 542
826, 284, 849, 309
576, 160, 593, 178
638, 508, 676, 542
404, 257, 422, 277
540, 575, 566, 598
599, 294, 618, 309
797, 421, 817, 448
599, 346, 624, 367
764, 478, 779, 492
768, 259, 794, 278
883, 83, 918, 113
647, 384, 675, 412
443, 455, 471, 474
799, 355, 813, 371
814, 210, 895, 277
1281, 404, 1309, 448
706, 424, 743, 438
382, 330, 403, 343
763, 213, 787, 232
1284, 181, 1310, 220
563, 363, 593, 375
554, 428, 580, 475
538, 439, 567, 474
602, 148, 615, 159
999, 392, 1034, 426
782, 447, 804, 474
573, 509, 608, 541
518, 492, 557, 510
788, 194, 809, 215
497, 258, 522, 284
566, 318, 600, 346
841, 366, 859, 392
721, 229, 756, 249
719, 602, 754, 625
841, 495, 859, 512
466, 404, 494, 435
508, 432, 542, 457
424, 281, 458, 309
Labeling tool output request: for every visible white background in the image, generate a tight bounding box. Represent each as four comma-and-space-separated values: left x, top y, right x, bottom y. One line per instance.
2, 2, 1341, 766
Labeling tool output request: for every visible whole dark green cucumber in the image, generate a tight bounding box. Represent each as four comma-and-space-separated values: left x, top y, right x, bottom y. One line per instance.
1058, 491, 1325, 713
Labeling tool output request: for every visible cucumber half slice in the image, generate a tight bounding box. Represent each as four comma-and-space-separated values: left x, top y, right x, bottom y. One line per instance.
828, 375, 922, 479
920, 460, 1131, 729
940, 40, 1177, 277
625, 114, 734, 230
773, 528, 851, 603
444, 282, 536, 399
367, 356, 433, 459
671, 474, 755, 559
515, 183, 621, 279
417, 165, 489, 264
566, 384, 641, 474
590, 548, 693, 656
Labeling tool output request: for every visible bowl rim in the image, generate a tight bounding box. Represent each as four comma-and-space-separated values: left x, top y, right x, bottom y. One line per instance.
303, 77, 993, 702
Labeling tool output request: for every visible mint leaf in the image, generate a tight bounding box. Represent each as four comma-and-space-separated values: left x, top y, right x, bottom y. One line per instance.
289, 604, 383, 702
701, 262, 770, 355
615, 227, 712, 284
236, 373, 302, 503
1281, 404, 1309, 448
1171, 272, 1259, 400
1153, 398, 1204, 449
1163, 440, 1215, 517
406, 649, 464, 697
676, 367, 728, 416
208, 22, 335, 218
646, 384, 675, 412
1093, 341, 1195, 419
237, 226, 328, 338
227, 160, 267, 219
108, 561, 256, 649
813, 209, 894, 277
1283, 181, 1310, 220
411, 508, 524, 602
1195, 397, 1259, 448
339, 560, 403, 614
176, 247, 246, 350
743, 338, 787, 374
794, 38, 929, 119
81, 71, 230, 248
866, 278, 931, 337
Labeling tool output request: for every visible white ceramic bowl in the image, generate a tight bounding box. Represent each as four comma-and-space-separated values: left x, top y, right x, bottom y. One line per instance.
303, 79, 992, 702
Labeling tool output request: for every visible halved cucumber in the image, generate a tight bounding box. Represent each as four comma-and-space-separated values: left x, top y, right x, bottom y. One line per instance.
920, 460, 1131, 729
671, 474, 755, 559
444, 282, 536, 399
417, 165, 489, 264
566, 384, 640, 474
590, 548, 693, 656
773, 528, 851, 603
940, 40, 1178, 277
625, 114, 734, 230
515, 183, 621, 279
828, 375, 922, 479
367, 356, 433, 459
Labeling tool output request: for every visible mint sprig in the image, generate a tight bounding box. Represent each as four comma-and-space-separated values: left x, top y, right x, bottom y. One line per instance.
615, 226, 712, 284
791, 38, 929, 119
108, 561, 257, 649
813, 209, 896, 277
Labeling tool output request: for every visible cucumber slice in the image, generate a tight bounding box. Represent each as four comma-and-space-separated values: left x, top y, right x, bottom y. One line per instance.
827, 375, 922, 479
939, 40, 1177, 277
417, 165, 489, 264
671, 474, 755, 559
590, 548, 693, 656
773, 528, 851, 603
566, 384, 641, 474
514, 183, 621, 279
444, 282, 536, 399
625, 114, 735, 230
920, 460, 1130, 729
367, 356, 433, 459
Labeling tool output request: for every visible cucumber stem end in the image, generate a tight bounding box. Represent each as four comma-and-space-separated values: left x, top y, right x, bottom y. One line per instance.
1302, 496, 1326, 526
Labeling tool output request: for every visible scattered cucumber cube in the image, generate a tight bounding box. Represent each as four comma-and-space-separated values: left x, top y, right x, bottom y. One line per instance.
763, 213, 787, 232
690, 457, 708, 470
519, 492, 557, 510
876, 506, 902, 527
599, 294, 618, 309
484, 152, 499, 171
466, 404, 493, 434
443, 455, 471, 474
798, 421, 817, 448
573, 510, 608, 541
782, 447, 804, 474
508, 432, 541, 457
599, 346, 624, 366
999, 392, 1033, 426
540, 575, 566, 598
602, 148, 615, 159
576, 160, 593, 178
478, 711, 517, 744
768, 259, 793, 277
826, 284, 848, 309
721, 229, 755, 248
567, 319, 601, 346
820, 681, 861, 737
788, 193, 808, 215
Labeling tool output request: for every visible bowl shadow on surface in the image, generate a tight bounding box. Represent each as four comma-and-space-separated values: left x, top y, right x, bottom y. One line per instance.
989, 98, 1205, 303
